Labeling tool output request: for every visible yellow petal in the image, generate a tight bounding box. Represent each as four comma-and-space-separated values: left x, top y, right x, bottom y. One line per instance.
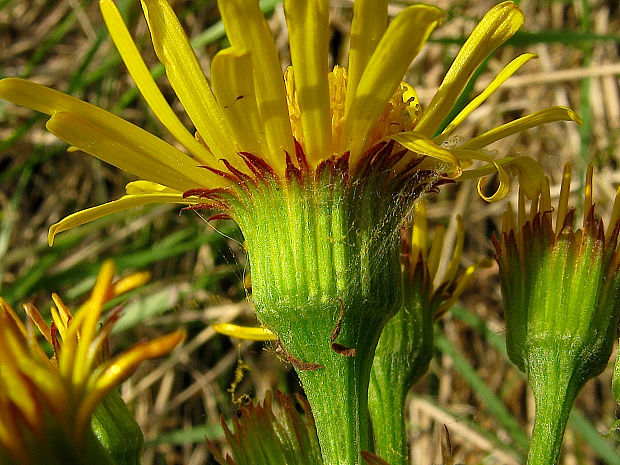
46, 111, 214, 191
99, 0, 217, 167
51, 293, 72, 333
97, 330, 186, 389
217, 0, 294, 173
427, 224, 445, 280
436, 259, 492, 320
508, 156, 546, 200
211, 48, 267, 157
415, 2, 524, 136
23, 302, 52, 344
48, 192, 196, 246
345, 0, 388, 114
284, 0, 331, 163
0, 78, 221, 189
410, 200, 428, 262
390, 131, 459, 166
340, 5, 444, 161
112, 271, 152, 297
73, 260, 116, 386
609, 185, 620, 236
0, 298, 28, 339
458, 106, 582, 151
125, 180, 181, 195
556, 163, 572, 232
140, 0, 238, 163
212, 323, 278, 341
456, 150, 511, 202
437, 53, 537, 140
584, 164, 593, 227
79, 330, 186, 435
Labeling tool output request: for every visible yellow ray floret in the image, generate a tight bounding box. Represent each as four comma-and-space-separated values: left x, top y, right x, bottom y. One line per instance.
211, 48, 267, 157
140, 0, 238, 164
0, 260, 185, 450
345, 0, 389, 114
284, 0, 331, 163
217, 0, 294, 173
99, 0, 216, 166
213, 323, 278, 342
415, 1, 524, 136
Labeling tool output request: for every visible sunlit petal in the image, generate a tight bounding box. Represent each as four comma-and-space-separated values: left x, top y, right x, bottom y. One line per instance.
217, 0, 294, 173
340, 5, 444, 162
390, 131, 459, 166
458, 106, 582, 151
415, 2, 524, 136
455, 149, 511, 202
345, 0, 388, 114
79, 330, 185, 435
46, 111, 214, 191
140, 0, 237, 159
125, 180, 181, 195
211, 48, 267, 156
99, 0, 217, 167
73, 261, 116, 387
437, 53, 537, 141
212, 323, 278, 341
48, 192, 196, 246
441, 215, 465, 286
284, 0, 331, 162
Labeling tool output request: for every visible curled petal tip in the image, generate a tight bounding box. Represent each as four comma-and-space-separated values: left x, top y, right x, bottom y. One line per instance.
47, 225, 57, 246
569, 108, 583, 125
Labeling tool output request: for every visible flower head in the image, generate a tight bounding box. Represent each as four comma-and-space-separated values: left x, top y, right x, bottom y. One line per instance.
0, 261, 184, 465
494, 164, 620, 379
493, 165, 620, 465
0, 0, 579, 244
208, 391, 322, 465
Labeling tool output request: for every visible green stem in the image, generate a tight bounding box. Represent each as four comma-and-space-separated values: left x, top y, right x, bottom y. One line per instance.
298, 337, 377, 465
368, 370, 407, 465
525, 350, 582, 465
527, 388, 576, 465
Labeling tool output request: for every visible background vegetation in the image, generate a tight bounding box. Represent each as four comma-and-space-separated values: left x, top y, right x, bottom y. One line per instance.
0, 0, 619, 463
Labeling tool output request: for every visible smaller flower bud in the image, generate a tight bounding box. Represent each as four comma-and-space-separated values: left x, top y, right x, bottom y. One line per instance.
493, 164, 620, 465
369, 201, 488, 465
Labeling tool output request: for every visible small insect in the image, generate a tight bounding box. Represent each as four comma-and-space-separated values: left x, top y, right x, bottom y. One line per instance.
223, 94, 244, 109
228, 346, 251, 406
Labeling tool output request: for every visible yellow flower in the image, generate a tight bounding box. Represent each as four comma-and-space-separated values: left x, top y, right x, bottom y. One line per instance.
0, 0, 579, 244
0, 261, 184, 465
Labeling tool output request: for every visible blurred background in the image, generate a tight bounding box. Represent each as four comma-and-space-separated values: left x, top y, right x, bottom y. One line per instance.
0, 0, 619, 463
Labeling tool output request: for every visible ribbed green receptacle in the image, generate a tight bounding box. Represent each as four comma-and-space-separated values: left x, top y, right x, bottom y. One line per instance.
231, 162, 407, 465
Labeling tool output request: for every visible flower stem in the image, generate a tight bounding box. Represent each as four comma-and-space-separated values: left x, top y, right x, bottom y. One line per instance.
527, 390, 575, 465
297, 336, 377, 465
368, 370, 407, 465
526, 351, 582, 465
